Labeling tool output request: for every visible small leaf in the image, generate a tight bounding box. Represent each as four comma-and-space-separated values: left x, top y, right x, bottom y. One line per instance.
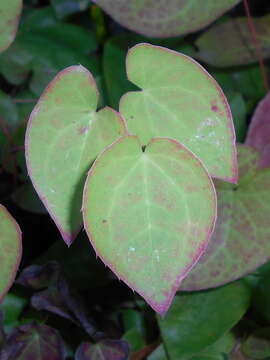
241, 328, 270, 359
182, 145, 270, 291
245, 91, 270, 169
195, 15, 270, 67
93, 0, 240, 38
2, 323, 65, 360
17, 262, 60, 289
120, 43, 237, 182
75, 339, 129, 360
83, 135, 216, 314
148, 345, 168, 360
159, 281, 250, 359
26, 65, 127, 245
0, 1, 22, 53
0, 205, 22, 303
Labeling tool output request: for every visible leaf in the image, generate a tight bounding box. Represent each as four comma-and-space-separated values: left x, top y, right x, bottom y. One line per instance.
75, 339, 130, 360
148, 345, 168, 360
158, 281, 251, 359
195, 15, 270, 67
0, 205, 22, 303
2, 323, 65, 360
82, 135, 216, 314
0, 90, 19, 130
93, 0, 240, 38
17, 262, 61, 289
25, 65, 127, 245
0, 1, 22, 53
122, 328, 145, 353
0, 293, 27, 332
245, 91, 270, 169
191, 332, 236, 359
120, 43, 237, 183
182, 144, 270, 291
226, 92, 247, 143
0, 23, 99, 95
253, 272, 270, 323
241, 327, 270, 359
51, 0, 90, 18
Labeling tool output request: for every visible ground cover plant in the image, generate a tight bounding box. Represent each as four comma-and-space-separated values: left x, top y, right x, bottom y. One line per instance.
1, 0, 270, 359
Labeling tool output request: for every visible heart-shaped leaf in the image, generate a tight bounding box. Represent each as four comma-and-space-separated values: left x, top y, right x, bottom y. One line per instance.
2, 323, 65, 360
0, 205, 22, 303
82, 135, 216, 314
75, 339, 130, 360
93, 0, 240, 38
0, 1, 22, 53
245, 91, 270, 169
25, 65, 127, 245
195, 15, 270, 67
159, 281, 250, 359
120, 43, 237, 183
182, 144, 270, 291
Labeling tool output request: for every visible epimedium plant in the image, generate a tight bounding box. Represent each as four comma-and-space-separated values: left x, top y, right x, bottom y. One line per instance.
25, 43, 237, 315
2, 0, 270, 359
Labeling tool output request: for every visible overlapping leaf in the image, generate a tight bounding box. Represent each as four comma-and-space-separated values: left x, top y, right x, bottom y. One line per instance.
0, 1, 22, 53
75, 339, 130, 360
241, 328, 270, 359
120, 43, 237, 182
182, 145, 270, 291
245, 91, 270, 169
83, 136, 216, 314
159, 281, 250, 359
195, 15, 270, 67
93, 0, 240, 38
25, 66, 127, 245
0, 205, 22, 302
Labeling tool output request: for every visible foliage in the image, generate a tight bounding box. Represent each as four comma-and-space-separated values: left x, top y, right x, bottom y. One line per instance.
1, 0, 270, 359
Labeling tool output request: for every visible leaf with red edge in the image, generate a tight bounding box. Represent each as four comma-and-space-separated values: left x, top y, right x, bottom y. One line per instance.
1, 323, 65, 360
93, 0, 240, 38
182, 144, 270, 291
0, 1, 22, 53
245, 91, 270, 169
75, 339, 129, 360
195, 15, 270, 67
120, 43, 237, 183
25, 65, 127, 245
83, 135, 216, 314
0, 204, 22, 303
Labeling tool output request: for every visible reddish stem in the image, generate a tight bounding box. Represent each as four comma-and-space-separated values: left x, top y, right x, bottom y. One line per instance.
243, 0, 269, 91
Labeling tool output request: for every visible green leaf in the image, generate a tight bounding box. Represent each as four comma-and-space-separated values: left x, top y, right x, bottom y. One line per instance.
241, 328, 270, 359
227, 92, 247, 143
25, 65, 127, 245
0, 90, 19, 130
148, 345, 168, 360
122, 328, 145, 353
51, 0, 90, 18
0, 1, 22, 53
182, 145, 270, 290
120, 43, 237, 183
191, 332, 236, 359
195, 15, 270, 67
0, 23, 99, 95
0, 205, 22, 303
0, 293, 27, 332
159, 281, 251, 359
93, 0, 240, 38
82, 135, 216, 314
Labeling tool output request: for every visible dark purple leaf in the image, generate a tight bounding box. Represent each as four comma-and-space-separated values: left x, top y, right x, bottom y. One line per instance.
16, 262, 60, 289
1, 323, 65, 360
75, 339, 129, 360
245, 91, 270, 169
